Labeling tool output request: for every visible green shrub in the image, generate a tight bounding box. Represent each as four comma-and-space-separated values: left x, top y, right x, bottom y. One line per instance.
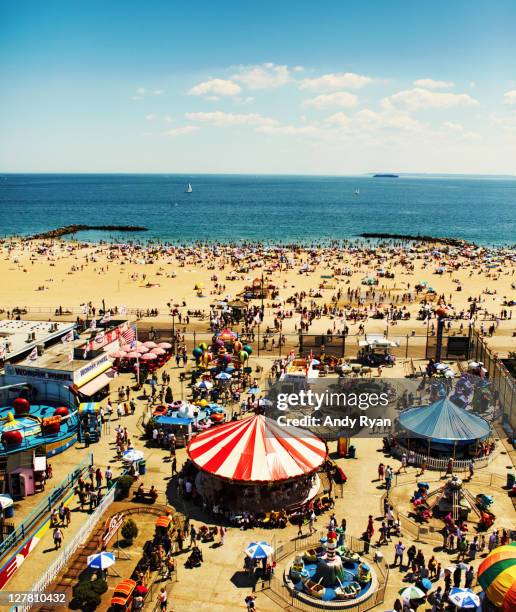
115, 474, 134, 500
71, 578, 107, 611
121, 518, 138, 543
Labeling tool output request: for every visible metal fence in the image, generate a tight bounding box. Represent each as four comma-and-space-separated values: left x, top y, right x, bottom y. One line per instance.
0, 453, 93, 563
389, 444, 496, 472
470, 330, 516, 432
13, 485, 117, 612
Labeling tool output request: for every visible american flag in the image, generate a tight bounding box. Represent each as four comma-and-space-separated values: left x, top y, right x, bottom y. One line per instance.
122, 326, 136, 344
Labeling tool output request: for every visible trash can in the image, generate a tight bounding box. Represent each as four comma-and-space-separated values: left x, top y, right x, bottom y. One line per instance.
138, 460, 147, 475
348, 445, 356, 459
507, 472, 515, 489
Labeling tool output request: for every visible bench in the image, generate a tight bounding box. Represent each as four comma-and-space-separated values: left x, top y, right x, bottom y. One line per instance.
132, 489, 157, 504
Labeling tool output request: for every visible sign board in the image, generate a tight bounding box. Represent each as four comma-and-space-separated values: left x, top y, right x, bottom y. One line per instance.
101, 512, 124, 547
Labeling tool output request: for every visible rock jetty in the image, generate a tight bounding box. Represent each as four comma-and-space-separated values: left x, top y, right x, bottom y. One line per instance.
29, 224, 148, 240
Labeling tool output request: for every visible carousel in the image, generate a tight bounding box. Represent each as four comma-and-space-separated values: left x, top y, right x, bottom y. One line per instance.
396, 396, 492, 460
187, 414, 328, 512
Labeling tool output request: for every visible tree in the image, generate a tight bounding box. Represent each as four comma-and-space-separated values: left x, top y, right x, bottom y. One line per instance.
71, 578, 108, 611
121, 518, 138, 544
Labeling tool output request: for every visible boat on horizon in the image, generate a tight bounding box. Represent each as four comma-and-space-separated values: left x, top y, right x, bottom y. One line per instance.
186, 183, 193, 193
354, 188, 360, 195
373, 173, 399, 178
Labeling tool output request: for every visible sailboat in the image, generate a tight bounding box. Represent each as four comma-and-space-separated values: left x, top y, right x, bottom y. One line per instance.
354, 188, 360, 196
186, 183, 193, 193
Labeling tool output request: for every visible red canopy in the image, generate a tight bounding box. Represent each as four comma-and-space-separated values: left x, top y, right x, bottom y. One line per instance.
187, 414, 327, 483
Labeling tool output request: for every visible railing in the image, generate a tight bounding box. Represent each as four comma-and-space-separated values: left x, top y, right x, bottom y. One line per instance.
0, 453, 93, 562
13, 485, 116, 612
389, 443, 496, 472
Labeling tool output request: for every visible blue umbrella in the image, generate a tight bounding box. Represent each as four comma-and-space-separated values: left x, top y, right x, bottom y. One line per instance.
216, 372, 232, 380
247, 387, 261, 395
245, 541, 274, 560
87, 552, 116, 570
448, 588, 480, 609
419, 578, 432, 592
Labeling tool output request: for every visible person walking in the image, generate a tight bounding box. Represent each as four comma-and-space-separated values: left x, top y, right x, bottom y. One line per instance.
53, 527, 63, 549
393, 541, 405, 569
158, 587, 167, 611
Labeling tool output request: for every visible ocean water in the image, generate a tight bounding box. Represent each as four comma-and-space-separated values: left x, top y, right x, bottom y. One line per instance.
0, 174, 515, 246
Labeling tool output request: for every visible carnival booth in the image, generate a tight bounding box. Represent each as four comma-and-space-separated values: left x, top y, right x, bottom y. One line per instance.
187, 414, 328, 513
396, 397, 492, 459
358, 336, 398, 366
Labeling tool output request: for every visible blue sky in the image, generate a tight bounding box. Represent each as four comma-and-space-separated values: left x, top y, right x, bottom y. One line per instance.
1, 0, 515, 174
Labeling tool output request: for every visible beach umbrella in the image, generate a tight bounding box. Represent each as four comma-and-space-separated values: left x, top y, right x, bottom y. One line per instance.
143, 341, 157, 348
87, 552, 116, 570
477, 543, 516, 611
196, 380, 213, 390
158, 342, 172, 349
448, 588, 481, 609
245, 542, 274, 560
0, 495, 13, 510
140, 352, 157, 360
126, 351, 140, 359
216, 372, 232, 381
247, 387, 261, 395
122, 449, 144, 463
400, 586, 425, 601
136, 345, 149, 354
418, 578, 432, 592
151, 347, 166, 355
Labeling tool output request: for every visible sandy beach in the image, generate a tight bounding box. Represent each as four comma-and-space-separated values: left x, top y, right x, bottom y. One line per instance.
1, 238, 514, 355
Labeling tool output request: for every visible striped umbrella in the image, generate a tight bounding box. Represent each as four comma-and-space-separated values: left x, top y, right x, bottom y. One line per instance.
87, 552, 116, 570
245, 542, 274, 560
477, 543, 516, 611
400, 586, 425, 601
448, 588, 480, 609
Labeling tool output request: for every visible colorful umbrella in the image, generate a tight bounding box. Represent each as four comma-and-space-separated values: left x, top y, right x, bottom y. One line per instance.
400, 586, 425, 601
196, 380, 213, 390
215, 372, 232, 380
448, 588, 480, 609
245, 541, 274, 560
87, 552, 116, 570
477, 543, 516, 611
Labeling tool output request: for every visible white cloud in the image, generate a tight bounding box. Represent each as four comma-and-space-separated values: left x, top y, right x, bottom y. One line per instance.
325, 109, 423, 133
383, 88, 479, 110
188, 78, 241, 97
256, 125, 318, 136
293, 66, 305, 73
503, 90, 516, 105
153, 89, 164, 95
299, 72, 373, 91
441, 121, 480, 140
304, 91, 358, 109
131, 95, 143, 101
136, 87, 146, 95
413, 78, 454, 89
145, 114, 155, 120
185, 111, 278, 127
231, 63, 291, 89
164, 126, 200, 137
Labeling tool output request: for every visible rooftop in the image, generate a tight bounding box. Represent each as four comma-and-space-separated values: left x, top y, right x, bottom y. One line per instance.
0, 319, 75, 362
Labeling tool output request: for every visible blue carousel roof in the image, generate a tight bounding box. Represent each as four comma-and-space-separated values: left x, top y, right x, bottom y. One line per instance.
398, 397, 491, 443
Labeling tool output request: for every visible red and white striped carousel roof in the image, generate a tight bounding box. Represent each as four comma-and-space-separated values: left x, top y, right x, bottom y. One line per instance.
187, 414, 327, 483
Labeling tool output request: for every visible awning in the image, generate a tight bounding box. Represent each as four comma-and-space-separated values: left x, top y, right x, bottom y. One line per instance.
79, 368, 117, 396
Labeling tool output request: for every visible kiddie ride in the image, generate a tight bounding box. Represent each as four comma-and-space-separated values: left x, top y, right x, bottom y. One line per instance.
287, 529, 375, 606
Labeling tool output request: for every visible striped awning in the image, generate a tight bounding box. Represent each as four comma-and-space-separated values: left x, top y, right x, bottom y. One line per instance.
187, 414, 327, 483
